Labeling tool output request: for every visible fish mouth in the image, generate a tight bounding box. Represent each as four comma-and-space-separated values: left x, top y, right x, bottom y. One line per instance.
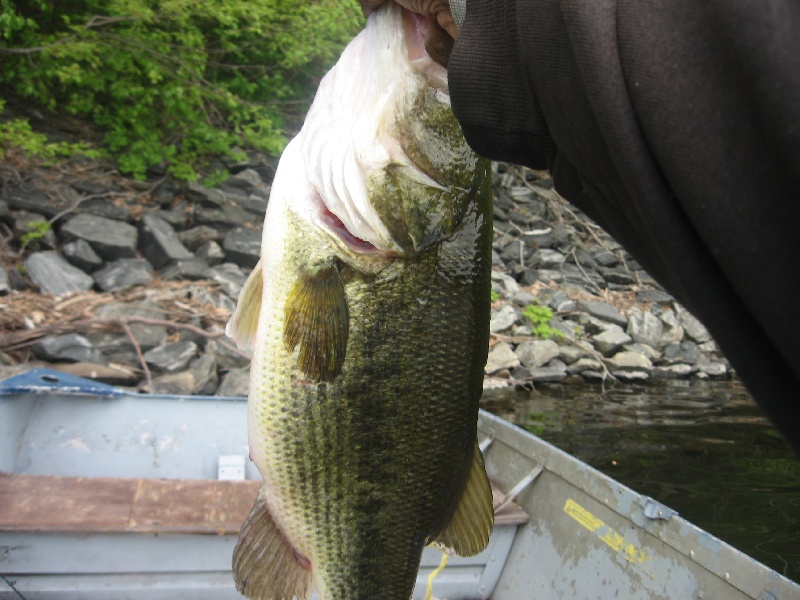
402, 9, 449, 88
312, 189, 395, 257
300, 2, 459, 259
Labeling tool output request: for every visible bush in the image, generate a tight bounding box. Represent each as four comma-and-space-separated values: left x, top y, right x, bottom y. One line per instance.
522, 303, 565, 340
0, 0, 363, 180
0, 100, 102, 159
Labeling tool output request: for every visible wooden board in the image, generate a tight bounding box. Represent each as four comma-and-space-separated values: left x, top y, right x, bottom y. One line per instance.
0, 472, 260, 534
492, 489, 530, 526
0, 472, 528, 534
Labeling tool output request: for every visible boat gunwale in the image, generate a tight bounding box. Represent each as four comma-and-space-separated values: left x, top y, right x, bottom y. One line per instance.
477, 409, 799, 598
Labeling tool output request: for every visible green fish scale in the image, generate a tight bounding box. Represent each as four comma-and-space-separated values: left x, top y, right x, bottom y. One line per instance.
253, 166, 491, 600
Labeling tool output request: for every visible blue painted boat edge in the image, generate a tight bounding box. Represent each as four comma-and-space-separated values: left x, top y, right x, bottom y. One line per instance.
0, 368, 246, 402
0, 368, 125, 397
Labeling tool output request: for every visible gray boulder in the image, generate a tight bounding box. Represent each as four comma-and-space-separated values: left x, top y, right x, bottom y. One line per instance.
515, 339, 560, 369
144, 341, 198, 372
194, 204, 251, 229
178, 225, 222, 251
145, 371, 195, 395
626, 310, 663, 348
591, 326, 632, 356
635, 289, 673, 304
31, 333, 104, 363
658, 309, 685, 345
490, 271, 520, 298
485, 342, 521, 374
528, 366, 568, 382
567, 357, 603, 376
490, 304, 519, 333
208, 263, 248, 299
678, 310, 712, 344
652, 364, 695, 379
661, 341, 700, 365
161, 258, 211, 281
207, 338, 251, 370
139, 213, 193, 269
196, 240, 225, 266
60, 213, 137, 260
531, 249, 566, 269
25, 252, 94, 296
76, 198, 131, 221
93, 258, 153, 292
605, 351, 652, 373
223, 227, 262, 269
577, 301, 628, 328
190, 354, 219, 395
216, 367, 250, 396
12, 210, 56, 249
543, 290, 576, 313
95, 301, 167, 352
62, 239, 103, 272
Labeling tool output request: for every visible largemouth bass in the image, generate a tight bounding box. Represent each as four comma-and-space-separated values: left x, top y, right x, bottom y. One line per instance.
226, 4, 493, 599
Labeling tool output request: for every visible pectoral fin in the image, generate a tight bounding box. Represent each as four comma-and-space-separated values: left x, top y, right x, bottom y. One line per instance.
226, 260, 263, 352
431, 440, 494, 556
233, 490, 313, 600
283, 259, 348, 382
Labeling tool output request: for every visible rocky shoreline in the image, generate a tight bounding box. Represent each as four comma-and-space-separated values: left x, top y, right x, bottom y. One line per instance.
0, 155, 731, 395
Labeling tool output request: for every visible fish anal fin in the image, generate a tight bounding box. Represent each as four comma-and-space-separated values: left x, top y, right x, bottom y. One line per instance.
233, 490, 313, 600
226, 260, 263, 352
283, 259, 348, 382
432, 439, 494, 557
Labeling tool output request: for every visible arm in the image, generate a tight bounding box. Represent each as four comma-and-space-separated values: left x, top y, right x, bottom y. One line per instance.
449, 0, 800, 452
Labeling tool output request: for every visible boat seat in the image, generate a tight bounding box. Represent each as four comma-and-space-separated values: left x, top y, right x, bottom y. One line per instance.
0, 472, 260, 534
0, 471, 528, 534
492, 489, 530, 526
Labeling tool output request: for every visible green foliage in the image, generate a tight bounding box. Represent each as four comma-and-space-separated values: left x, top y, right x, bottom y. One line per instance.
0, 101, 102, 159
490, 289, 500, 302
522, 302, 565, 340
19, 219, 51, 252
0, 0, 363, 179
202, 168, 229, 188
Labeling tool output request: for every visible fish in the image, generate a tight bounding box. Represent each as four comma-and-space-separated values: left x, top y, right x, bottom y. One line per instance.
226, 3, 493, 599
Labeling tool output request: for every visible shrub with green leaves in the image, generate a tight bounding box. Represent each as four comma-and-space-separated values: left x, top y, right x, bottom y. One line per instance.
0, 100, 102, 159
0, 0, 363, 179
522, 302, 565, 340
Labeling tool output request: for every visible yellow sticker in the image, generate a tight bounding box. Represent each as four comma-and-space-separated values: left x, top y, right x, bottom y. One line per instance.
564, 498, 650, 565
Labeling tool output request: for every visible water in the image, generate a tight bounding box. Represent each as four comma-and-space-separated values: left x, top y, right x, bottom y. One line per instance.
481, 379, 800, 582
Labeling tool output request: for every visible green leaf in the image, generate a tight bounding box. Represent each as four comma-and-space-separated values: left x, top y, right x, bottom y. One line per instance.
0, 0, 364, 176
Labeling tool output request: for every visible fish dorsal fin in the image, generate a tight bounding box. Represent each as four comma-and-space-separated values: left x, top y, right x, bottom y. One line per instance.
233, 490, 313, 600
226, 260, 263, 352
283, 259, 348, 382
432, 439, 494, 556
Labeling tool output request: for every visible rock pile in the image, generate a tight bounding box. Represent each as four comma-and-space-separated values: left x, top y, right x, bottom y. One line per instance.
0, 158, 731, 394
484, 164, 729, 388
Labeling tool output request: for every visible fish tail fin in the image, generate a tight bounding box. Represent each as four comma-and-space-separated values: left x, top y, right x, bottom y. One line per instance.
226, 260, 263, 352
233, 490, 313, 600
431, 439, 494, 556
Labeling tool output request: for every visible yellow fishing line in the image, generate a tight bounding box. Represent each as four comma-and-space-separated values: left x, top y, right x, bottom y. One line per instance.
424, 552, 449, 600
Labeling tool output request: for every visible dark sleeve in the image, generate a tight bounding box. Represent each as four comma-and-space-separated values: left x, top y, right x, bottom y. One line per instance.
449, 0, 800, 453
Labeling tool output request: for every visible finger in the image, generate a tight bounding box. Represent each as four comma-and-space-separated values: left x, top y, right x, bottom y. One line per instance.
436, 10, 458, 40
425, 20, 455, 67
361, 0, 384, 16
399, 0, 450, 16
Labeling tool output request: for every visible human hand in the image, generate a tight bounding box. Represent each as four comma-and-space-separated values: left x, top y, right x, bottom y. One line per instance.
361, 1, 458, 40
